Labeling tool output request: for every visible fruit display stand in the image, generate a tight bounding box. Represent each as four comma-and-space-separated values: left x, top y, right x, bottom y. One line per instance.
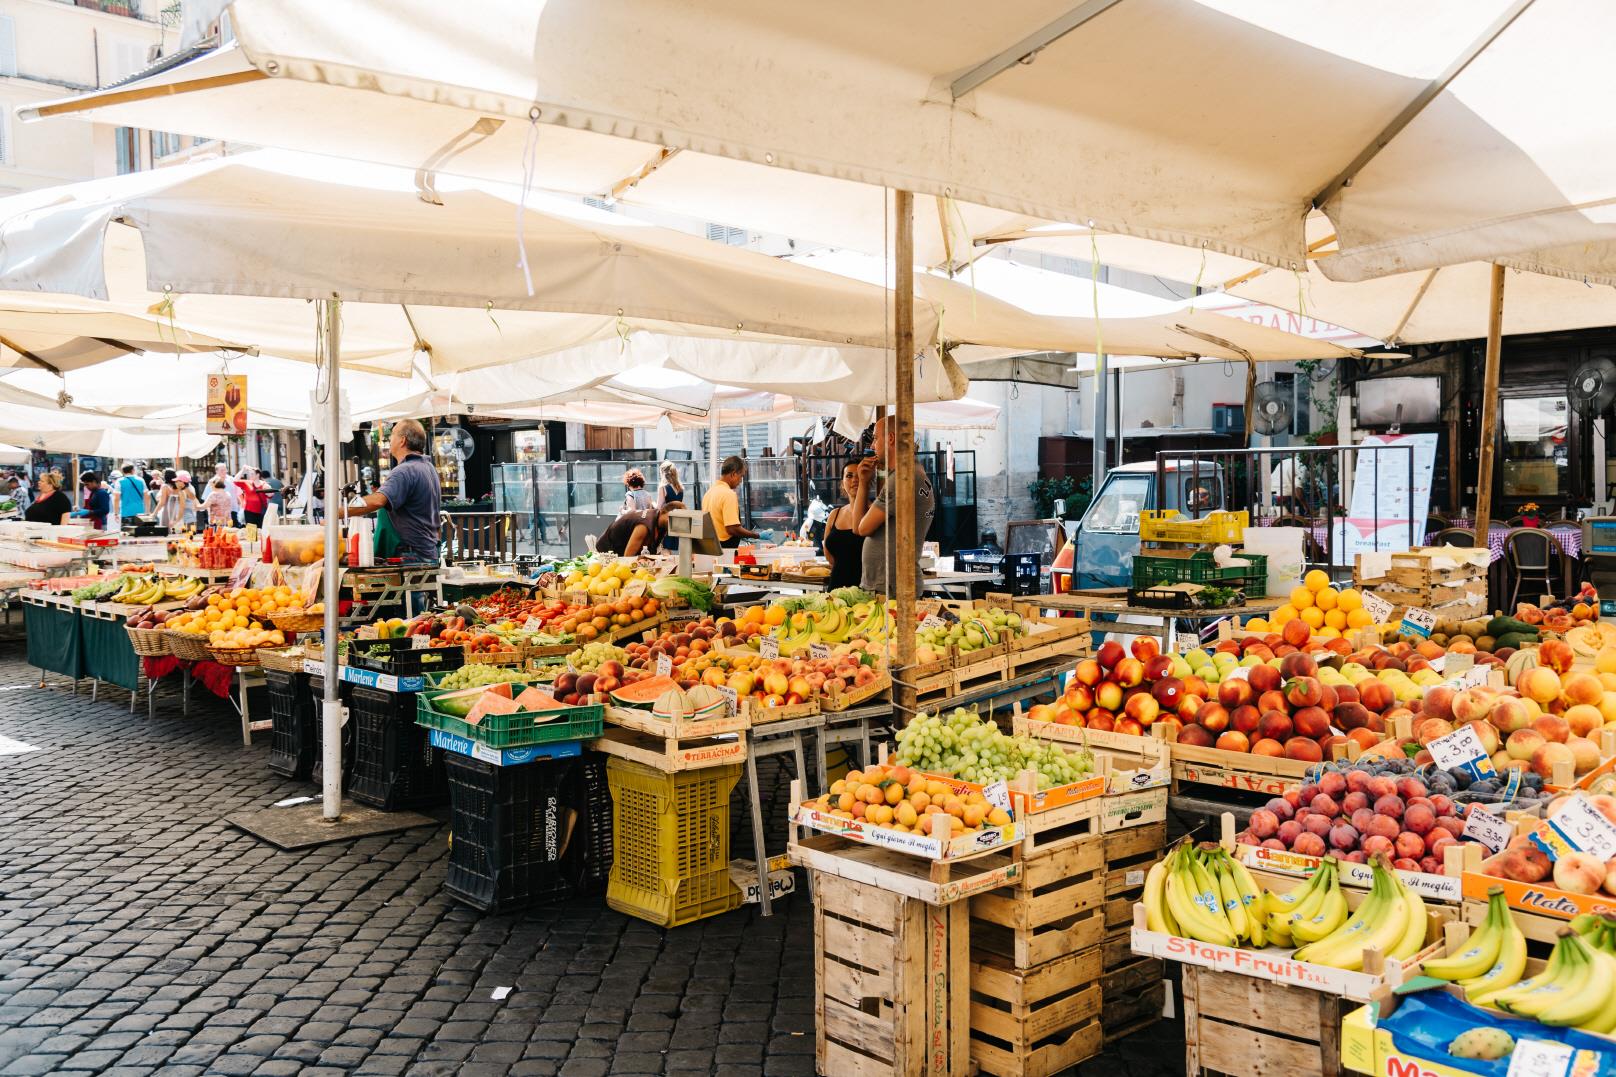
1460, 868, 1616, 946
593, 704, 748, 772
20, 588, 83, 685
1037, 590, 1288, 654
1182, 965, 1353, 1077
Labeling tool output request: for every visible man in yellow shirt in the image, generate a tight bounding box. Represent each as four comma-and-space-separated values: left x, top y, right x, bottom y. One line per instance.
701, 456, 759, 548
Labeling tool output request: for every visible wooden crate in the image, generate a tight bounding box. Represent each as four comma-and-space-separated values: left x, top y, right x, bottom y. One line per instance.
1100, 822, 1167, 937
813, 870, 972, 1077
970, 831, 1105, 970
968, 947, 1103, 1077
1100, 955, 1164, 1043
592, 705, 748, 771
1354, 547, 1488, 590
1182, 965, 1345, 1077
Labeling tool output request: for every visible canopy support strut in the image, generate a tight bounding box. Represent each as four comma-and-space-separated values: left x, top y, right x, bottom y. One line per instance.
320, 296, 344, 822
950, 0, 1127, 99
1473, 265, 1506, 544
894, 190, 918, 723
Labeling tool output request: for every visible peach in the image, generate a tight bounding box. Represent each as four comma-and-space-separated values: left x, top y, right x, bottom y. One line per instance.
1215, 731, 1250, 754
1293, 706, 1331, 740
1358, 681, 1394, 714
1151, 676, 1185, 709
1096, 640, 1125, 670
1605, 858, 1616, 897
1599, 691, 1616, 724
1564, 672, 1604, 707
1334, 702, 1373, 731
1361, 834, 1395, 858
1423, 685, 1457, 722
1073, 658, 1103, 686
1553, 851, 1608, 894
1488, 696, 1534, 734
1218, 679, 1255, 709
1566, 703, 1605, 738
1284, 737, 1323, 763
1293, 832, 1327, 857
1198, 703, 1230, 734
1248, 664, 1283, 694
1540, 639, 1576, 674
1591, 795, 1616, 827
1113, 657, 1145, 687
1414, 717, 1454, 746
1533, 713, 1571, 744
1568, 736, 1602, 775
1248, 808, 1279, 838
1395, 832, 1426, 860
1452, 686, 1496, 725
1533, 740, 1579, 779
1095, 681, 1124, 711
1251, 738, 1286, 757
1231, 704, 1261, 736
1346, 727, 1382, 752
1518, 667, 1564, 706
1176, 724, 1214, 748
1123, 693, 1161, 726
1507, 728, 1546, 762
1257, 711, 1293, 742
1463, 720, 1500, 756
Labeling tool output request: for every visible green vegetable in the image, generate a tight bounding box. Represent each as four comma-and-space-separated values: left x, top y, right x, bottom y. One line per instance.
828, 586, 878, 607
649, 576, 714, 612
1495, 631, 1537, 650
1486, 615, 1536, 638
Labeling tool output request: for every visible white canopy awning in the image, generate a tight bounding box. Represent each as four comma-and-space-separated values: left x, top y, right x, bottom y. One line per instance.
26, 2, 1616, 282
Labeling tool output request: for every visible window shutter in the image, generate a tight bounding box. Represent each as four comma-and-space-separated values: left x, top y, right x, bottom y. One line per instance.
0, 17, 16, 78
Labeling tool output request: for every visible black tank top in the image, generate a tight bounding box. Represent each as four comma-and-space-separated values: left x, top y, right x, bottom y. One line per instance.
824, 510, 863, 589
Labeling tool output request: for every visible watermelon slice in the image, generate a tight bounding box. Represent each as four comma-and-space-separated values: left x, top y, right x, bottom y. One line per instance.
487, 682, 514, 699
513, 686, 562, 719
431, 685, 487, 719
610, 675, 681, 707
465, 691, 520, 727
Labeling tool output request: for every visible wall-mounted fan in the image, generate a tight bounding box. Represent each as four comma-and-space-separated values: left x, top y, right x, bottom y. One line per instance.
438, 424, 476, 461
1568, 357, 1616, 418
1251, 381, 1294, 436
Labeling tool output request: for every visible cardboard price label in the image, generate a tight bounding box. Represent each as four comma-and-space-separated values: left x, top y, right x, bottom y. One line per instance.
655, 654, 673, 678
718, 685, 739, 717
1359, 590, 1393, 624
758, 635, 780, 659
1428, 725, 1494, 775
809, 642, 832, 660
982, 781, 1011, 812
523, 616, 543, 632
1532, 796, 1616, 862
920, 614, 946, 630
410, 635, 430, 650
1462, 806, 1514, 853
1399, 606, 1437, 638
228, 557, 258, 591
1507, 1039, 1575, 1077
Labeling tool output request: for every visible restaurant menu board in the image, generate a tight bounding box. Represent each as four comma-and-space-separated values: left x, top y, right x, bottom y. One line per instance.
1331, 433, 1439, 564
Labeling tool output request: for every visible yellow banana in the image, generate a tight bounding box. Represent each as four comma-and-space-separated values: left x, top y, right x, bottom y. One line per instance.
1493, 935, 1585, 1019
1460, 904, 1527, 1006
1226, 855, 1266, 948
1215, 859, 1249, 940
1538, 935, 1613, 1027
1165, 859, 1236, 946
1291, 863, 1348, 945
1475, 932, 1563, 1010
1142, 855, 1174, 935
1294, 859, 1407, 971
1388, 879, 1428, 961
1282, 861, 1334, 936
1422, 890, 1503, 982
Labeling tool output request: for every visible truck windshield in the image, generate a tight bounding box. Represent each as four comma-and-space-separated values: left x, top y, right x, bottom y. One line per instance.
1085, 474, 1151, 534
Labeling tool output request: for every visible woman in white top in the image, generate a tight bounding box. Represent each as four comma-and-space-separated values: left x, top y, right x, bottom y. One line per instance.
156, 471, 199, 530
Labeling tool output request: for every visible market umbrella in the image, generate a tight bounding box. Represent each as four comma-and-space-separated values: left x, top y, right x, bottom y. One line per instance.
0, 294, 248, 372
26, 1, 1616, 281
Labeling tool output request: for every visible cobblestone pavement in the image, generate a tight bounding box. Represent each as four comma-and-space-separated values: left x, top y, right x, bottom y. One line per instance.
0, 642, 1181, 1076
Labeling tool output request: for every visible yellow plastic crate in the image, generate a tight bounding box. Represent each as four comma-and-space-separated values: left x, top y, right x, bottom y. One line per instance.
1139, 509, 1248, 545
605, 757, 744, 927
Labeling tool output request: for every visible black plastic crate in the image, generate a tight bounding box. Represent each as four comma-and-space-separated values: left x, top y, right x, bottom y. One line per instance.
347, 637, 466, 679
443, 753, 581, 913
955, 547, 1002, 573
1002, 551, 1043, 596
348, 684, 447, 811
573, 753, 614, 895
308, 674, 354, 792
266, 668, 316, 780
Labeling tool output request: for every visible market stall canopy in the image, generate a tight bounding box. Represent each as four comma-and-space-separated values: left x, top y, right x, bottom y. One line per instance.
27, 1, 1616, 282
0, 294, 248, 372
1011, 216, 1616, 345
0, 395, 220, 457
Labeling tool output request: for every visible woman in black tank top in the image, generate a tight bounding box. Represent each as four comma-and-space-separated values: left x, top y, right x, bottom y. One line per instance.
823, 463, 864, 590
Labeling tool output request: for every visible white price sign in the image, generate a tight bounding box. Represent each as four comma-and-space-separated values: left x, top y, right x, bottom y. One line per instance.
1359, 590, 1393, 624
809, 642, 832, 660
758, 635, 780, 659
982, 780, 1011, 812
1427, 724, 1494, 773
523, 616, 543, 632
1462, 806, 1514, 853
1399, 606, 1437, 638
920, 614, 946, 630
228, 557, 258, 591
410, 635, 430, 650
1533, 796, 1616, 862
1507, 1039, 1575, 1077
655, 654, 673, 678
718, 685, 739, 716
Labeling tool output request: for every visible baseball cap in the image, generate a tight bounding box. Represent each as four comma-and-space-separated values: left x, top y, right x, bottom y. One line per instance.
175, 470, 192, 483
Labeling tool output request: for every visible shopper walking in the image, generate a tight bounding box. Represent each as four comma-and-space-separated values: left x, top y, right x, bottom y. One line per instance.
25, 471, 72, 525
622, 469, 653, 513
822, 462, 865, 590
701, 456, 759, 549
235, 468, 270, 526
202, 477, 234, 526
115, 464, 149, 522
156, 471, 199, 530
853, 417, 936, 597
215, 462, 241, 524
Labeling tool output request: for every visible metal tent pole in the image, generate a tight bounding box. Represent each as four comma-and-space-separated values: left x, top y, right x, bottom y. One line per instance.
320, 297, 344, 822
893, 190, 918, 721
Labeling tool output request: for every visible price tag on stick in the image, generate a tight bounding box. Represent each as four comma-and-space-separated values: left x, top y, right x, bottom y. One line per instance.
810, 642, 832, 660
1360, 590, 1393, 625
718, 685, 739, 717
1462, 806, 1514, 853
1532, 795, 1616, 862
920, 614, 946, 631
1399, 606, 1437, 638
1427, 724, 1495, 779
655, 654, 672, 678
759, 635, 780, 659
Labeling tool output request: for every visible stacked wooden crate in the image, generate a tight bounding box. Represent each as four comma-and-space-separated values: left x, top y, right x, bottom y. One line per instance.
1098, 822, 1167, 1044
1353, 546, 1491, 622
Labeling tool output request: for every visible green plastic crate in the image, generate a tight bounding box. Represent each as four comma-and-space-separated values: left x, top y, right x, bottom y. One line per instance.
421, 669, 543, 690
416, 689, 604, 749
605, 756, 743, 928
1131, 550, 1267, 591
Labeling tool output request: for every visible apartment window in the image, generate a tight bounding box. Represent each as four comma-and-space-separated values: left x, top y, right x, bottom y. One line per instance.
0, 16, 15, 78
705, 223, 747, 246
0, 111, 11, 166
115, 126, 140, 174
151, 131, 183, 159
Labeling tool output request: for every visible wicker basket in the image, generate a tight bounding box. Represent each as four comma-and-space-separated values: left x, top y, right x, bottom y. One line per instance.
166, 630, 214, 662
257, 647, 307, 673
271, 609, 327, 634
126, 625, 172, 657
208, 644, 263, 667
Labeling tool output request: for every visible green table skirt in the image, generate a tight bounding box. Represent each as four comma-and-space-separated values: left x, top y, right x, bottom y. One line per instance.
81, 612, 140, 692
24, 602, 82, 679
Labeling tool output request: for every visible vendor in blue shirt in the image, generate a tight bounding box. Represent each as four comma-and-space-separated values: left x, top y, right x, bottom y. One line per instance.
333, 418, 440, 564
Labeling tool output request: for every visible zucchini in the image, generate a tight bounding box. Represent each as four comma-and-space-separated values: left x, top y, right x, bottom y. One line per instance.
1487, 615, 1536, 638
1495, 631, 1538, 651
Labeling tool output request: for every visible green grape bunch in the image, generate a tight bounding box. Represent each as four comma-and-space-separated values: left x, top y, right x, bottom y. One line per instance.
894, 707, 1093, 789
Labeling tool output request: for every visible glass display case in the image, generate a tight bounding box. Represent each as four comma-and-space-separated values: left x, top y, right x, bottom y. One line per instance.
493, 462, 572, 560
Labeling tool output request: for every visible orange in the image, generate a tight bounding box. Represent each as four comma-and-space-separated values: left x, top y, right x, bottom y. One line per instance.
1299, 606, 1325, 629
763, 605, 786, 627
1288, 586, 1314, 610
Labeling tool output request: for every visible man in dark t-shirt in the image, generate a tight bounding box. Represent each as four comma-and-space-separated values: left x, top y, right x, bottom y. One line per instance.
335, 419, 441, 563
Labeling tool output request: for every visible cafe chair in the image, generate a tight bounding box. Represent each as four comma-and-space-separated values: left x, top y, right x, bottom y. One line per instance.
1424, 514, 1451, 535
1502, 527, 1569, 608
442, 511, 515, 563
1433, 527, 1477, 548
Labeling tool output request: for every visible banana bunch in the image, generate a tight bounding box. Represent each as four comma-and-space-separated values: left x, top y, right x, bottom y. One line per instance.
1483, 928, 1616, 1031
1420, 885, 1527, 1003
1266, 858, 1349, 948
110, 573, 204, 605
1143, 841, 1266, 946
1290, 856, 1427, 971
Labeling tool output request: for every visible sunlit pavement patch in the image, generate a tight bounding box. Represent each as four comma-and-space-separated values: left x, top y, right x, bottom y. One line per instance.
0, 732, 38, 755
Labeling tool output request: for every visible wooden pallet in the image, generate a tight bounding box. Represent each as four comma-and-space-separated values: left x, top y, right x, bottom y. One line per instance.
968, 947, 1103, 1077
1355, 547, 1489, 590
790, 832, 1022, 907
1366, 577, 1487, 609
1182, 965, 1346, 1077
1101, 956, 1165, 1044
813, 869, 972, 1076
970, 831, 1105, 970
591, 705, 748, 771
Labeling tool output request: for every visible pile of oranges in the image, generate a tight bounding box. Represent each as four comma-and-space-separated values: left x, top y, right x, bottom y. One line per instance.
166, 586, 295, 648
1245, 569, 1375, 639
